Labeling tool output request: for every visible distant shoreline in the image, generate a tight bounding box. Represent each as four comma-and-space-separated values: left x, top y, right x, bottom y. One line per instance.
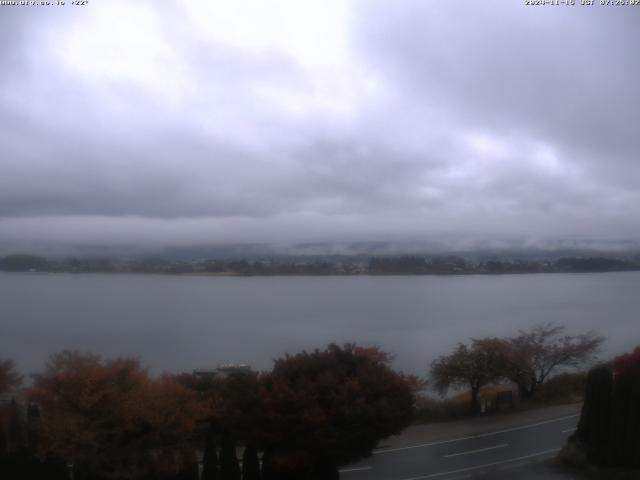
2, 269, 639, 278
2, 253, 639, 277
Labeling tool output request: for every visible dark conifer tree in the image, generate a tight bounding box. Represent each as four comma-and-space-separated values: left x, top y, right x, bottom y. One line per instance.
575, 364, 612, 465
201, 432, 219, 480
26, 403, 40, 456
571, 348, 640, 468
310, 459, 339, 480
259, 449, 274, 480
42, 456, 73, 480
184, 460, 200, 480
174, 450, 200, 480
0, 417, 6, 457
219, 431, 240, 480
241, 445, 260, 480
609, 365, 639, 466
608, 347, 640, 467
6, 399, 26, 453
631, 380, 640, 469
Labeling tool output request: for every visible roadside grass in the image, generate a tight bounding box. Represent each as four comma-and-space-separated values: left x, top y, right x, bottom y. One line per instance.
414, 372, 586, 423
525, 372, 586, 406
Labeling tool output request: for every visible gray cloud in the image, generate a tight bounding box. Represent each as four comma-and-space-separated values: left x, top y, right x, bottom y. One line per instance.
0, 1, 639, 249
354, 1, 640, 182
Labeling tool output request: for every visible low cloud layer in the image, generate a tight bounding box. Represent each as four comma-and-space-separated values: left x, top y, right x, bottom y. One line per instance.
1, 1, 639, 252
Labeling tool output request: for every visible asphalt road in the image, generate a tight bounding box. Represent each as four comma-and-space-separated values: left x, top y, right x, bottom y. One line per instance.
340, 413, 580, 480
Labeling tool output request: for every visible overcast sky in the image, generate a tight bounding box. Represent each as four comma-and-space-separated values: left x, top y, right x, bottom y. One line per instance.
1, 0, 639, 253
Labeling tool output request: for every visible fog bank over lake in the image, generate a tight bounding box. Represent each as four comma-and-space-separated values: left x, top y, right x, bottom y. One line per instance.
1, 272, 638, 376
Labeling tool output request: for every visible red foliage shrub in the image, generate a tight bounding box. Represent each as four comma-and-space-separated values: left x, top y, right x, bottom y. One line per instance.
613, 346, 640, 382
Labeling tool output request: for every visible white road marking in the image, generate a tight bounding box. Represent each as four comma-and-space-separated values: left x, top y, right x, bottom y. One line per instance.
373, 414, 578, 454
397, 448, 561, 480
562, 427, 577, 433
443, 443, 508, 458
338, 466, 372, 473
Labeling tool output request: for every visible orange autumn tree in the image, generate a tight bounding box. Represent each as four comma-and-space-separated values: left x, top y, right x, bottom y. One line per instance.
29, 351, 205, 480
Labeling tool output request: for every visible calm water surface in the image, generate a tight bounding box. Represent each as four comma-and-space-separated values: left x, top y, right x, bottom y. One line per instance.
1, 272, 638, 375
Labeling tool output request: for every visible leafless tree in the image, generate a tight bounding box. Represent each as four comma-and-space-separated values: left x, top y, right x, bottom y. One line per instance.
507, 323, 604, 399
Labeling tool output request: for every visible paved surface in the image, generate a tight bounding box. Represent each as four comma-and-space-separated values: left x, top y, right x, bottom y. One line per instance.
340, 404, 584, 480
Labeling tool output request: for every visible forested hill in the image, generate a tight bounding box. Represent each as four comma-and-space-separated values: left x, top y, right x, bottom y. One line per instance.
1, 253, 640, 276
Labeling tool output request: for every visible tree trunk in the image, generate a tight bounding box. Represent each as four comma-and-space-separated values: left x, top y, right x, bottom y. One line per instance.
517, 382, 529, 400
517, 377, 537, 400
527, 378, 539, 398
470, 386, 480, 415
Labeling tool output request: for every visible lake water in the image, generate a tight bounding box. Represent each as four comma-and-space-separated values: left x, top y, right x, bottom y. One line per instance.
1, 272, 638, 376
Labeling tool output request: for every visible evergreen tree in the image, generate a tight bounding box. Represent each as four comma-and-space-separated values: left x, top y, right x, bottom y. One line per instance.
609, 372, 632, 466
610, 347, 640, 467
6, 399, 26, 453
310, 459, 339, 480
201, 432, 219, 480
571, 347, 640, 468
219, 431, 240, 480
0, 412, 6, 456
259, 449, 274, 480
42, 455, 74, 480
178, 456, 200, 480
241, 445, 260, 480
26, 403, 40, 456
575, 364, 612, 465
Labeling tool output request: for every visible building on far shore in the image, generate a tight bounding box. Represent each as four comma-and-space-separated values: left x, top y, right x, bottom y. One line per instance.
193, 363, 253, 381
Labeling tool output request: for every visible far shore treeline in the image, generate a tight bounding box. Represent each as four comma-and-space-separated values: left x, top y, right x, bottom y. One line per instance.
2, 252, 640, 276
